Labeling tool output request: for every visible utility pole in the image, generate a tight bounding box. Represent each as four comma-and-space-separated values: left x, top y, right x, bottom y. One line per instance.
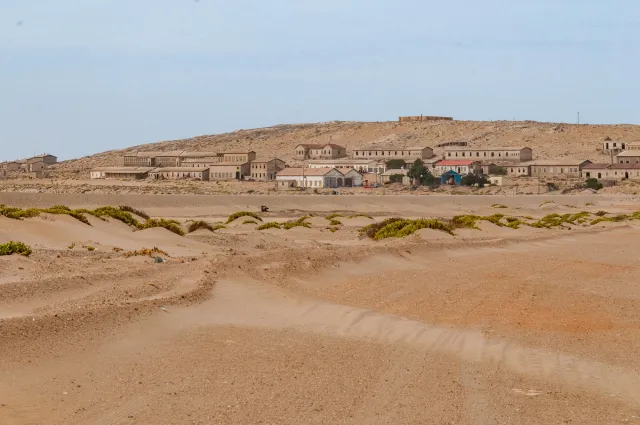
577, 112, 580, 125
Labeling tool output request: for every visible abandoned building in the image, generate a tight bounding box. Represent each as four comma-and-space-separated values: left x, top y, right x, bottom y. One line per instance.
275, 167, 360, 189
581, 163, 640, 181
525, 160, 591, 178
149, 167, 210, 181
90, 167, 154, 179
352, 146, 434, 161
432, 160, 481, 176
444, 146, 533, 162
294, 144, 346, 160
250, 158, 286, 181
616, 150, 640, 164
380, 168, 411, 185
208, 162, 251, 180
602, 140, 626, 154
307, 159, 386, 174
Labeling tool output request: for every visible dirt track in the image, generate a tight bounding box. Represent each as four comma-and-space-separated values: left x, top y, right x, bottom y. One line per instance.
1, 196, 640, 424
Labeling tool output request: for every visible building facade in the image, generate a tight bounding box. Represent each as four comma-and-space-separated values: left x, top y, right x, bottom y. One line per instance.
307, 159, 386, 174
603, 140, 626, 154
432, 160, 481, 176
444, 146, 532, 162
581, 163, 640, 181
276, 167, 345, 188
526, 160, 591, 178
28, 154, 57, 165
616, 151, 640, 164
294, 144, 346, 160
336, 168, 364, 186
0, 162, 20, 172
352, 146, 434, 161
250, 158, 286, 181
208, 162, 251, 180
149, 167, 210, 181
90, 167, 154, 179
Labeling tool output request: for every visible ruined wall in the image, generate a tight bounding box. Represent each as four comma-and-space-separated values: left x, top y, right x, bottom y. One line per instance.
399, 116, 453, 122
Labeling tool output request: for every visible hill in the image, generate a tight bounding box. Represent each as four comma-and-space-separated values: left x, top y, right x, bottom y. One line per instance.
52, 120, 640, 177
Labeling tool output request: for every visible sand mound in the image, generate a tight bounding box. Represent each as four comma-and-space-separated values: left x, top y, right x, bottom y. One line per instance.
306, 217, 330, 227
476, 221, 516, 236
345, 217, 374, 227
415, 228, 454, 240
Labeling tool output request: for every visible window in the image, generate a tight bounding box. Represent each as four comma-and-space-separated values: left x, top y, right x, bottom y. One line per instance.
476, 152, 479, 157
448, 153, 451, 157
491, 152, 494, 157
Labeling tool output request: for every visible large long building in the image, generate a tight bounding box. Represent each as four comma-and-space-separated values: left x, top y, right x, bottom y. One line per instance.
352, 146, 433, 161
444, 146, 532, 162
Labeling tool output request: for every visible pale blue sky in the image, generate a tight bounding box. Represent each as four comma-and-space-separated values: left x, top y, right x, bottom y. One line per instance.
1, 0, 639, 161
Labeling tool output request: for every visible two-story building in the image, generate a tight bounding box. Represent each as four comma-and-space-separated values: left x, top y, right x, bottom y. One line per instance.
250, 158, 286, 181
581, 163, 640, 181
307, 159, 386, 174
432, 160, 481, 176
444, 146, 532, 162
294, 144, 346, 160
525, 160, 591, 178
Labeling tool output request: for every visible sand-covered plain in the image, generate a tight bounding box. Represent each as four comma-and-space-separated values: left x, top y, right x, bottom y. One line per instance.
1, 194, 640, 424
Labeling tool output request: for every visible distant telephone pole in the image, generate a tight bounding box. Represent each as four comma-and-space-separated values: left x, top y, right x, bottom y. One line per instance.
577, 112, 580, 124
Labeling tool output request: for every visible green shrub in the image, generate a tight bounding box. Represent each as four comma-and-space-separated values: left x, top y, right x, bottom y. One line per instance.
529, 212, 591, 228
329, 219, 342, 226
325, 213, 344, 220
363, 218, 454, 240
590, 215, 628, 225
329, 227, 339, 233
585, 178, 603, 190
211, 224, 226, 231
595, 210, 608, 217
348, 214, 373, 219
86, 246, 95, 251
505, 217, 524, 229
40, 205, 91, 225
187, 220, 215, 233
67, 243, 76, 249
91, 206, 142, 228
492, 204, 508, 209
226, 211, 263, 224
119, 205, 150, 220
0, 241, 32, 256
540, 201, 554, 206
243, 220, 258, 224
359, 218, 404, 239
257, 222, 282, 230
143, 218, 184, 236
283, 216, 311, 230
450, 214, 506, 229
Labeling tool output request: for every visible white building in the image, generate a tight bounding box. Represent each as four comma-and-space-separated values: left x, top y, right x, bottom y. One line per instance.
432, 160, 481, 176
307, 159, 386, 174
90, 167, 155, 179
276, 167, 346, 189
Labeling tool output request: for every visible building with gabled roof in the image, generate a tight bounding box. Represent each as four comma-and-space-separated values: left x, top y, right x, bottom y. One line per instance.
294, 143, 346, 160
352, 146, 433, 161
433, 160, 481, 176
444, 146, 532, 162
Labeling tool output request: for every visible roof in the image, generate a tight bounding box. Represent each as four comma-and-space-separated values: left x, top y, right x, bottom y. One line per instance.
381, 169, 409, 176
221, 151, 256, 155
442, 170, 462, 176
337, 167, 363, 175
208, 161, 250, 166
295, 144, 324, 149
436, 160, 476, 166
125, 151, 185, 158
357, 146, 430, 151
444, 146, 530, 151
276, 167, 336, 177
523, 159, 591, 166
251, 158, 285, 163
582, 163, 612, 170
93, 167, 155, 173
617, 151, 640, 157
308, 159, 382, 165
181, 151, 221, 158
29, 154, 57, 159
150, 167, 209, 172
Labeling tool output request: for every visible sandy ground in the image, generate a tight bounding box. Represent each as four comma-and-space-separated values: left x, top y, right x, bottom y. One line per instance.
1, 194, 640, 424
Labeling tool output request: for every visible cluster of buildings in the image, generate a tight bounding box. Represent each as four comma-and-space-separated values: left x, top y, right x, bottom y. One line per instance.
0, 154, 57, 178
84, 137, 640, 189
91, 150, 286, 182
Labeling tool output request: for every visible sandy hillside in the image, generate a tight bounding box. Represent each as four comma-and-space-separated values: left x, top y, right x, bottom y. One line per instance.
1, 194, 640, 424
50, 120, 640, 177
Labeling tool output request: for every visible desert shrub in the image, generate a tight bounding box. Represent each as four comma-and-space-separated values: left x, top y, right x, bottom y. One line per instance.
529, 212, 591, 228
187, 220, 216, 233
632, 211, 640, 220
585, 202, 595, 206
505, 217, 524, 229
450, 214, 505, 229
585, 178, 603, 190
283, 216, 311, 230
86, 246, 95, 251
0, 204, 91, 225
329, 227, 339, 233
124, 247, 169, 258
0, 241, 32, 256
143, 218, 184, 236
91, 206, 142, 228
0, 205, 38, 219
41, 205, 91, 225
242, 220, 257, 225
348, 214, 373, 219
492, 204, 508, 209
226, 211, 262, 224
325, 213, 344, 220
119, 205, 151, 220
590, 215, 629, 225
385, 159, 406, 169
359, 218, 404, 239
329, 219, 342, 226
365, 218, 454, 240
388, 174, 405, 184
112, 247, 123, 252
257, 222, 282, 230
67, 242, 76, 249
595, 210, 608, 217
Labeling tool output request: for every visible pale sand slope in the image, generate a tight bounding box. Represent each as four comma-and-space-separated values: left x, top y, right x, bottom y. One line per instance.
1, 218, 640, 423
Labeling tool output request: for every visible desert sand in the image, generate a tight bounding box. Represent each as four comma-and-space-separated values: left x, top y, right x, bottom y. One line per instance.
1, 194, 640, 424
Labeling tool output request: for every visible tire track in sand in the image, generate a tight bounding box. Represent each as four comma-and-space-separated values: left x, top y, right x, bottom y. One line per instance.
184, 280, 640, 407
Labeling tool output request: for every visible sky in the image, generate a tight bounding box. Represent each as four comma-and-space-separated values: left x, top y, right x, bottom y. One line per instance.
1, 0, 639, 161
